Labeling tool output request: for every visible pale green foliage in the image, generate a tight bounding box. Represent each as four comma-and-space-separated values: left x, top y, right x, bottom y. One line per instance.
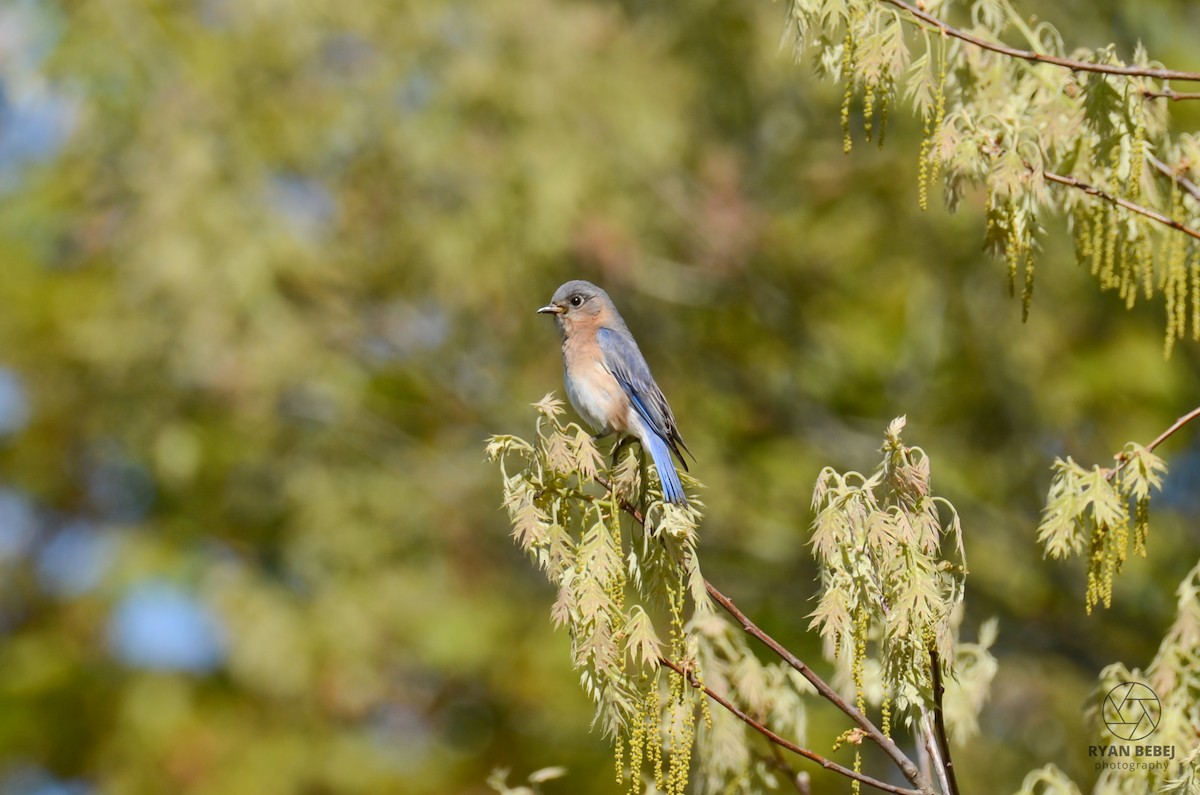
1037, 443, 1167, 611
1142, 563, 1200, 792
1160, 748, 1200, 795
809, 417, 982, 731
487, 766, 569, 795
1013, 765, 1085, 795
490, 396, 678, 740
943, 616, 999, 744
1092, 663, 1199, 795
488, 399, 816, 794
1081, 562, 1200, 793
785, 0, 1200, 340
690, 611, 815, 792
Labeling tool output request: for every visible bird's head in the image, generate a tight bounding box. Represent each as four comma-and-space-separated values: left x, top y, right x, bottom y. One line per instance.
537, 280, 610, 335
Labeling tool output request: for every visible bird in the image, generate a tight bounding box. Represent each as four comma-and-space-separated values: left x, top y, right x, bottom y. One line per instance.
537, 280, 691, 505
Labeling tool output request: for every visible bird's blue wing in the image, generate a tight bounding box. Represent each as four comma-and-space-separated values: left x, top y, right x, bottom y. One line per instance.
596, 326, 689, 470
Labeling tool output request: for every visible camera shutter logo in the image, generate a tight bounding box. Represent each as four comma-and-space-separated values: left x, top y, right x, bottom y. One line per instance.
1102, 682, 1161, 741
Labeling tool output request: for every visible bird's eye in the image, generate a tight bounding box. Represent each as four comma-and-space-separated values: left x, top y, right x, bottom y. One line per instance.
569, 295, 584, 307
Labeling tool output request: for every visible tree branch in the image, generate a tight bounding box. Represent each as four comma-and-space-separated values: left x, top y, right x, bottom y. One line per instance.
702, 581, 937, 795
1147, 154, 1200, 204
928, 647, 960, 795
659, 657, 921, 795
1103, 406, 1200, 482
1145, 405, 1200, 454
594, 474, 644, 523
876, 0, 1200, 83
919, 711, 951, 795
1043, 170, 1200, 242
1142, 89, 1200, 102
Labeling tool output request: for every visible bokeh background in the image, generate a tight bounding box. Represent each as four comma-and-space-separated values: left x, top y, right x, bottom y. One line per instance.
0, 0, 1198, 793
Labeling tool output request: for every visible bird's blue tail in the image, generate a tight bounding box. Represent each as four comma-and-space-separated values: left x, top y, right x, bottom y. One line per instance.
644, 432, 687, 506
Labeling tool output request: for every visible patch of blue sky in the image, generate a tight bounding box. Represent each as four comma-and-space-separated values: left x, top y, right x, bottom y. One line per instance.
107, 581, 226, 673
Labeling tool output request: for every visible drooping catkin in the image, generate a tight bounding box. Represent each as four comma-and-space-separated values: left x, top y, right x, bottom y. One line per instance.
877, 76, 891, 148
841, 23, 856, 155
863, 78, 875, 142
928, 39, 948, 189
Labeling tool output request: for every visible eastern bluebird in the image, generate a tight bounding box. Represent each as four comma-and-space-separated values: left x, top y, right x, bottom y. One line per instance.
537, 280, 691, 505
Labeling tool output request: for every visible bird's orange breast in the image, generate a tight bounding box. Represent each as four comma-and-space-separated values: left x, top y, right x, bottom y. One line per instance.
562, 338, 632, 436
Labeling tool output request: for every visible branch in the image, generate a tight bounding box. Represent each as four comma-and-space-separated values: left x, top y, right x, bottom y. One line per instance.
659, 657, 921, 795
1142, 89, 1200, 102
703, 581, 937, 795
876, 0, 1200, 83
1043, 171, 1200, 242
919, 712, 951, 795
914, 725, 933, 790
594, 474, 646, 523
1147, 154, 1200, 204
1104, 405, 1200, 482
928, 647, 961, 795
1145, 405, 1200, 454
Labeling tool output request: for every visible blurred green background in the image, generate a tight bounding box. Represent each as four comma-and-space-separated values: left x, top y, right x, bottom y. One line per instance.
0, 0, 1198, 793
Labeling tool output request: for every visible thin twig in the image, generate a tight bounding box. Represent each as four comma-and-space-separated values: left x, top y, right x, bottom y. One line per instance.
1107, 405, 1200, 482
915, 729, 933, 790
659, 657, 921, 795
1043, 171, 1200, 242
595, 475, 644, 523
920, 711, 951, 795
1147, 154, 1200, 205
1146, 405, 1200, 454
1142, 89, 1200, 102
876, 0, 1200, 83
928, 648, 960, 795
702, 582, 937, 795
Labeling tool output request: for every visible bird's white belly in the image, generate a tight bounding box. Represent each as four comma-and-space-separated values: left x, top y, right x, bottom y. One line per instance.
565, 360, 631, 435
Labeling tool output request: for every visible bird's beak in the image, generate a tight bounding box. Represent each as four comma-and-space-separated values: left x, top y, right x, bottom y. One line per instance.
536, 304, 565, 315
